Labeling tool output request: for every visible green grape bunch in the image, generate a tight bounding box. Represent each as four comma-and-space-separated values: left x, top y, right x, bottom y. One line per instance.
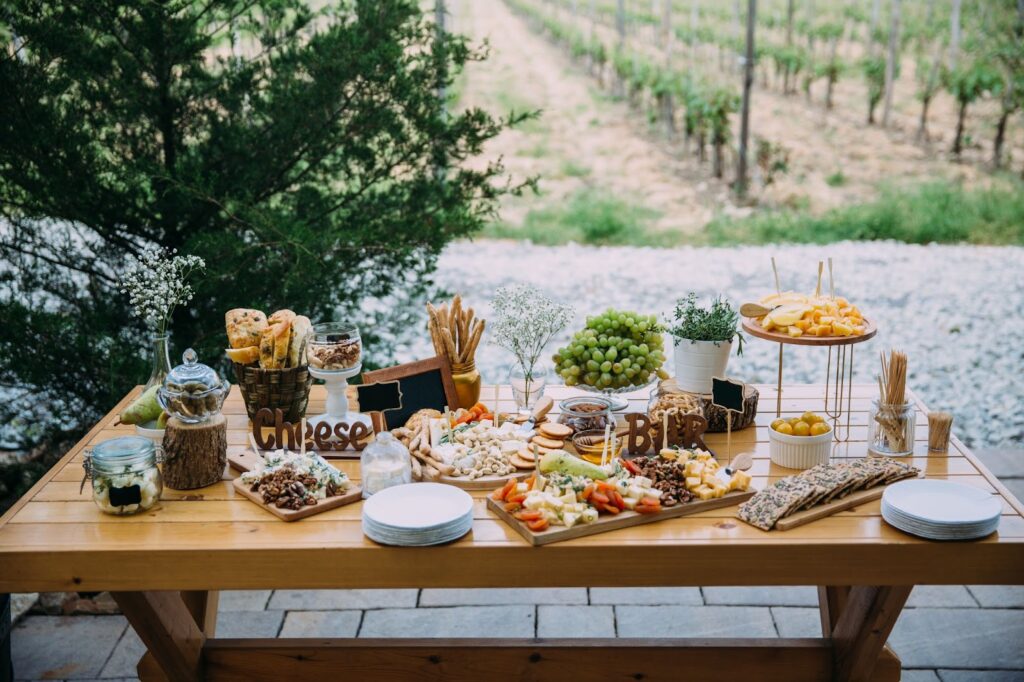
553, 308, 670, 389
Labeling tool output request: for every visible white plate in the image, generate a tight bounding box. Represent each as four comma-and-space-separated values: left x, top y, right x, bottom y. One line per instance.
882, 480, 1001, 525
362, 483, 473, 530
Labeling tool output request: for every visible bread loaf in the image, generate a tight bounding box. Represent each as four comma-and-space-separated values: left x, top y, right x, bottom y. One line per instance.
225, 346, 260, 365
225, 309, 267, 349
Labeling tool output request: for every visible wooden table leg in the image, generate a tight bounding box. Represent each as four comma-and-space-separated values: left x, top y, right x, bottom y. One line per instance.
181, 591, 219, 636
818, 585, 851, 636
1, 594, 12, 682
830, 585, 912, 682
112, 591, 205, 682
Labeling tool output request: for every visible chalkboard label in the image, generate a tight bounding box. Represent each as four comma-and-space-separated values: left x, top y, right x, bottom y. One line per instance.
711, 377, 746, 414
109, 484, 142, 507
356, 380, 404, 415
361, 357, 459, 431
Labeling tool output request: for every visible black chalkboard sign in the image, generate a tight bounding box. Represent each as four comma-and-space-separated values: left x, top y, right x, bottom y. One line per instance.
711, 376, 746, 414
109, 484, 142, 508
355, 380, 404, 415
362, 356, 459, 430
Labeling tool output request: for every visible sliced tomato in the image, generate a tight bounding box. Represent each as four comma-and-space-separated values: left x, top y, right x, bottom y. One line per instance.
591, 492, 610, 506
527, 518, 550, 532
517, 510, 543, 521
622, 459, 640, 475
601, 503, 621, 515
581, 483, 595, 501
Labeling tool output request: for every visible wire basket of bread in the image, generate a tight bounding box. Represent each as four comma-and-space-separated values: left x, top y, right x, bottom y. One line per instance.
225, 308, 313, 422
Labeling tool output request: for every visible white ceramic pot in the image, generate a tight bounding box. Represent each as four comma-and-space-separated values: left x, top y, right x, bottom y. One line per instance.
769, 426, 833, 470
673, 339, 732, 394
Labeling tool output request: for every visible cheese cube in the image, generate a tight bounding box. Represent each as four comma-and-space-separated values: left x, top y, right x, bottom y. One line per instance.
711, 484, 728, 498
685, 476, 701, 491
695, 485, 715, 501
627, 484, 646, 500
621, 497, 638, 511
685, 461, 704, 477
562, 512, 580, 529
728, 470, 752, 491
633, 476, 653, 488
581, 508, 599, 524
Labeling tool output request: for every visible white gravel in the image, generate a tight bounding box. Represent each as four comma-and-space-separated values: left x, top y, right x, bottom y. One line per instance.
400, 240, 1024, 449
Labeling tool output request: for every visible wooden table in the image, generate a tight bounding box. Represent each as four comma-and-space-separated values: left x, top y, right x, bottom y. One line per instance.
1, 384, 1021, 682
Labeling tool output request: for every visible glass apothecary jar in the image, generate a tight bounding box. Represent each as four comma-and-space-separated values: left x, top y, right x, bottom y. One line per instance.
556, 396, 614, 434
82, 436, 163, 515
158, 348, 229, 423
360, 432, 411, 498
868, 399, 915, 457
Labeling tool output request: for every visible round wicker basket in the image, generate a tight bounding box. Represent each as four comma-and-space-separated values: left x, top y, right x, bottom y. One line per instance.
232, 363, 312, 423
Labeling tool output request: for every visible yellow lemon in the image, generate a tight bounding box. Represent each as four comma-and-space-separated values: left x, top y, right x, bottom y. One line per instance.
770, 418, 788, 431
801, 411, 823, 424
810, 422, 831, 436
793, 421, 811, 436
775, 422, 794, 435
788, 417, 802, 426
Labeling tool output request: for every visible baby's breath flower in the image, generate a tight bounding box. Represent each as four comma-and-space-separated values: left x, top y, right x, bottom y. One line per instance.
119, 246, 205, 335
490, 284, 573, 381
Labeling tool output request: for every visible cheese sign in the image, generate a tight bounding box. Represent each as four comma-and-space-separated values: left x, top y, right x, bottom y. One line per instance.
252, 408, 371, 452
711, 377, 746, 415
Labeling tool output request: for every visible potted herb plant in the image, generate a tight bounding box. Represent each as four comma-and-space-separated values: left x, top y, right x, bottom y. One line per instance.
490, 284, 574, 414
667, 293, 742, 394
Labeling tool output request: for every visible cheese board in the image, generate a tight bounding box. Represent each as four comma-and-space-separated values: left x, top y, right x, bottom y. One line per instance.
773, 485, 885, 531
438, 470, 532, 491
488, 489, 755, 546
741, 316, 877, 347
232, 476, 362, 521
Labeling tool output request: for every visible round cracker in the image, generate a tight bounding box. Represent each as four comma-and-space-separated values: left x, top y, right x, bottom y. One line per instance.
539, 422, 573, 439
510, 454, 535, 470
530, 435, 565, 450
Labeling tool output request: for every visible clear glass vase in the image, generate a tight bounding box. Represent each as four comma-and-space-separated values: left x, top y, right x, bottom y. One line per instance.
509, 363, 548, 415
143, 333, 172, 391
868, 399, 915, 457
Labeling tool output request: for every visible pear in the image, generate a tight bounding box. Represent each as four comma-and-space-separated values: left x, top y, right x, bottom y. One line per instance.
120, 385, 163, 425
156, 411, 169, 429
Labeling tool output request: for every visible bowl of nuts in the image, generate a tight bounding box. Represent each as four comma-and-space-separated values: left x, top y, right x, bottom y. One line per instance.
307, 322, 362, 372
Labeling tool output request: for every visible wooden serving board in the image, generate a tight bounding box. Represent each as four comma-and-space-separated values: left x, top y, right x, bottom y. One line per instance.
439, 470, 532, 491
231, 477, 362, 522
741, 316, 877, 347
487, 489, 756, 546
773, 473, 923, 531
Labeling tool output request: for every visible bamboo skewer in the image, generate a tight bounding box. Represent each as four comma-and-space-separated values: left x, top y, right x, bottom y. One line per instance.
828, 257, 835, 300
874, 349, 909, 453
815, 261, 823, 297
771, 257, 781, 295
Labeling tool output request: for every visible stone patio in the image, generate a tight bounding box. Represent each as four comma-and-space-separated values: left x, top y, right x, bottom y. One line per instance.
8, 449, 1024, 681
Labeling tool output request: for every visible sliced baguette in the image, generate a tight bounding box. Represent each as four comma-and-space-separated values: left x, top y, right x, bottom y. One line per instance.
288, 316, 312, 368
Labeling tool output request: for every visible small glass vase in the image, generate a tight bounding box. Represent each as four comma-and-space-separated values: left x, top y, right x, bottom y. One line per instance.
143, 333, 172, 391
509, 364, 548, 415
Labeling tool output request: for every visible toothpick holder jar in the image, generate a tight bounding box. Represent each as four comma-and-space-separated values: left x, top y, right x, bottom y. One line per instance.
868, 400, 915, 457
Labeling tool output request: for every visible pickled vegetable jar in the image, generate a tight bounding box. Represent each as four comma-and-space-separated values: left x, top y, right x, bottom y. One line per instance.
82, 436, 163, 515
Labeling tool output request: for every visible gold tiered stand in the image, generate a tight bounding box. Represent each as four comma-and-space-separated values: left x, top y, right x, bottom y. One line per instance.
741, 317, 878, 442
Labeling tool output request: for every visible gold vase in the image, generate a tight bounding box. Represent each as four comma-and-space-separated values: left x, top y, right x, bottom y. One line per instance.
450, 360, 481, 410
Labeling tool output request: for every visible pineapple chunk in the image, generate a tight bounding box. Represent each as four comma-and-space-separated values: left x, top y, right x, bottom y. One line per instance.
787, 325, 803, 337
793, 319, 811, 331
831, 321, 853, 336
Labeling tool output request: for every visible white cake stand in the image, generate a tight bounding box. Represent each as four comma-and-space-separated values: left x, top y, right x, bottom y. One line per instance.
307, 363, 372, 446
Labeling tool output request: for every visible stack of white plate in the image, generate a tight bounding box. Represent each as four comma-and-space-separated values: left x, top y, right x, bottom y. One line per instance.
362, 483, 473, 546
881, 479, 1001, 541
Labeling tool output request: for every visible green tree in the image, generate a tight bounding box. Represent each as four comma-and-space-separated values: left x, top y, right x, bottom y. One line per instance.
0, 1, 530, 474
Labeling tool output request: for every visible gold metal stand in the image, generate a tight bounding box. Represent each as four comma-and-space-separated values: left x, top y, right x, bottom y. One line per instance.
824, 344, 855, 443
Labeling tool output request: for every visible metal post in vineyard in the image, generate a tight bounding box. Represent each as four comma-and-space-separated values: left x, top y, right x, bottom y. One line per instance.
736, 0, 757, 198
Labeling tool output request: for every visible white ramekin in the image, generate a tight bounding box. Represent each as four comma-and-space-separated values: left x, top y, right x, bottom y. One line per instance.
769, 426, 833, 470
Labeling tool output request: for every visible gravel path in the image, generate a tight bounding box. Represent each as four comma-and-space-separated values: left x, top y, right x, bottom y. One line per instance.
403, 240, 1024, 449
